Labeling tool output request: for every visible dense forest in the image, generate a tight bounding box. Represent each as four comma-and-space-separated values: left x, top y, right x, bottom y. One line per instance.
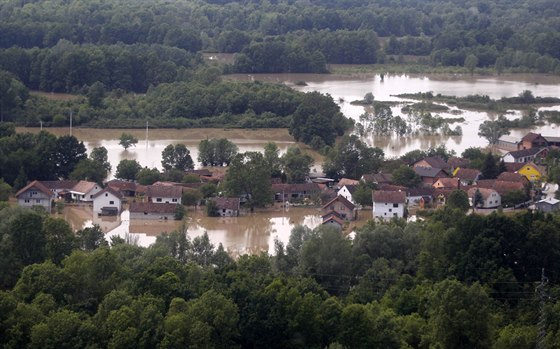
1, 0, 560, 147
1, 206, 560, 348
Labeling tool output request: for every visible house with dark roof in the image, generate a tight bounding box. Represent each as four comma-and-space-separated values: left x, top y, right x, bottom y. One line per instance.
447, 157, 470, 173
406, 187, 434, 207
454, 168, 482, 186
543, 135, 560, 147
272, 183, 320, 202
337, 184, 357, 205
93, 187, 123, 215
520, 132, 548, 150
106, 179, 138, 197
321, 211, 344, 230
497, 172, 529, 185
210, 197, 240, 217
322, 195, 357, 221
129, 202, 177, 220
361, 173, 393, 185
477, 179, 525, 196
16, 180, 54, 210
413, 166, 449, 186
502, 147, 547, 164
372, 190, 406, 220
413, 156, 449, 170
146, 185, 182, 204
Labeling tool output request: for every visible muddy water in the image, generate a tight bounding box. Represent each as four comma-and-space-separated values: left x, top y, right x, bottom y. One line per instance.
17, 128, 323, 178
227, 73, 560, 156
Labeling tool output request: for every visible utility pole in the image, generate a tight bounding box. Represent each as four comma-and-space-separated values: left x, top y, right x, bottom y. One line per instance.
536, 268, 549, 349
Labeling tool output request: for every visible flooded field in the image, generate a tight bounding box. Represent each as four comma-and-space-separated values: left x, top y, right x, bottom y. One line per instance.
63, 205, 372, 256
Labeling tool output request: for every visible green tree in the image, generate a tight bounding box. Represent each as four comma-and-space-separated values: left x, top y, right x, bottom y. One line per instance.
352, 182, 374, 206
53, 135, 87, 179
281, 146, 314, 183
263, 142, 282, 178
464, 54, 479, 75
323, 135, 384, 179
447, 190, 470, 212
162, 144, 194, 171
427, 280, 492, 349
115, 159, 141, 181
478, 119, 510, 146
119, 133, 138, 150
42, 217, 74, 265
87, 81, 105, 108
70, 158, 107, 184
0, 178, 12, 201
137, 167, 161, 185
473, 188, 484, 208
481, 153, 499, 179
289, 91, 351, 148
392, 165, 421, 187
90, 146, 111, 172
224, 152, 272, 209
75, 225, 108, 251
0, 71, 29, 122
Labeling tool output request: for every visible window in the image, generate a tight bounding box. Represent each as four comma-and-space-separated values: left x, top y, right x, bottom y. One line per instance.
156, 198, 162, 202
393, 203, 399, 208
393, 213, 397, 217
172, 198, 178, 202
36, 199, 40, 203
223, 209, 226, 212
109, 201, 114, 205
105, 193, 108, 197
24, 199, 30, 203
389, 208, 392, 212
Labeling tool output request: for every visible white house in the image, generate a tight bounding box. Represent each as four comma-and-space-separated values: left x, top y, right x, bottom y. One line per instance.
337, 185, 357, 205
146, 185, 182, 204
93, 187, 123, 215
15, 180, 54, 210
502, 148, 546, 164
211, 197, 240, 217
468, 188, 501, 208
372, 190, 406, 221
70, 180, 102, 202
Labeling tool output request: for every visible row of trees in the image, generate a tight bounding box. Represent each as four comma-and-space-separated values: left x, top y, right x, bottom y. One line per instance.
1, 202, 560, 348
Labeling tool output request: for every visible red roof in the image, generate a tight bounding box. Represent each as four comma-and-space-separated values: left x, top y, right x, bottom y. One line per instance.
15, 180, 52, 198
211, 197, 240, 211
129, 202, 177, 214
322, 195, 356, 211
146, 185, 182, 198
521, 132, 542, 142
372, 190, 406, 204
497, 172, 528, 183
454, 168, 481, 181
107, 179, 137, 192
92, 187, 124, 200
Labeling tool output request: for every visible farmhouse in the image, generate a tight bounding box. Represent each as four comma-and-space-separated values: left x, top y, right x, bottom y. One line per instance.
210, 197, 240, 217
15, 180, 54, 210
70, 180, 102, 202
92, 187, 123, 216
322, 195, 357, 221
146, 185, 182, 204
372, 190, 406, 221
129, 202, 177, 220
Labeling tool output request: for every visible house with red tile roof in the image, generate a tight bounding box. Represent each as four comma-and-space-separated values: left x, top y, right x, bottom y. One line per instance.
146, 185, 182, 204
321, 211, 344, 230
454, 168, 482, 186
210, 197, 240, 217
129, 202, 177, 220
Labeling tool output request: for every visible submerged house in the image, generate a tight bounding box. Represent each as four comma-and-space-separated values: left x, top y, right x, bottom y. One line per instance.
210, 197, 240, 217
129, 202, 177, 220
93, 187, 123, 216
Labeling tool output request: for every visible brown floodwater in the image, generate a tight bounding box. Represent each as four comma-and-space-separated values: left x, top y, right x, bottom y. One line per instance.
21, 73, 560, 253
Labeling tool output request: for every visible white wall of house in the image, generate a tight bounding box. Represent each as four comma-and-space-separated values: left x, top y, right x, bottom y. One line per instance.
503, 154, 534, 163
337, 186, 355, 204
218, 208, 238, 217
483, 192, 501, 208
407, 195, 423, 206
93, 192, 122, 214
72, 185, 102, 202
152, 196, 181, 204
372, 201, 405, 220
17, 191, 52, 210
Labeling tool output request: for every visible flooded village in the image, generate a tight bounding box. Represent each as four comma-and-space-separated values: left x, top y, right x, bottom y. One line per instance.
13, 73, 560, 256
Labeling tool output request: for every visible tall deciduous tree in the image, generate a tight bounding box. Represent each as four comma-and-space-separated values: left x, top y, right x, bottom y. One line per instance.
392, 165, 421, 187
224, 152, 272, 209
115, 159, 141, 180
281, 146, 314, 183
162, 144, 194, 171
323, 135, 384, 180
53, 135, 87, 179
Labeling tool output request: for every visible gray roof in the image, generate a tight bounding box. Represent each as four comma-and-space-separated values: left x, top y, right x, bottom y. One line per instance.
414, 166, 447, 178
504, 147, 545, 159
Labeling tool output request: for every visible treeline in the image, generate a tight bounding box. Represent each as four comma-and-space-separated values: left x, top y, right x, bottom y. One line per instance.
0, 0, 559, 75
0, 42, 202, 93
1, 205, 560, 348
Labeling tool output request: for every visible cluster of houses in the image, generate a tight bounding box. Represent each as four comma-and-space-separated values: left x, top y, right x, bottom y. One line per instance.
13, 131, 560, 230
